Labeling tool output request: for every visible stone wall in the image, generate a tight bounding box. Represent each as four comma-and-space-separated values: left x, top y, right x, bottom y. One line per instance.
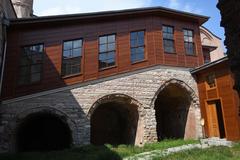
0, 65, 202, 152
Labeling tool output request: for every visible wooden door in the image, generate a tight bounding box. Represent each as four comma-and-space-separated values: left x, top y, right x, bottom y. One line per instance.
206, 102, 220, 137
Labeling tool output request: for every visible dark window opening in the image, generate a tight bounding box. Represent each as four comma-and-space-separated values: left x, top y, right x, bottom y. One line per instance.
130, 31, 145, 63
18, 44, 44, 85
203, 48, 211, 64
62, 39, 83, 76
206, 73, 216, 89
184, 29, 195, 55
163, 26, 175, 53
99, 34, 116, 69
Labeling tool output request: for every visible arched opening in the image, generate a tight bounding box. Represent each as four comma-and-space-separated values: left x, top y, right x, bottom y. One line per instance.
91, 101, 139, 145
154, 83, 192, 140
16, 112, 72, 152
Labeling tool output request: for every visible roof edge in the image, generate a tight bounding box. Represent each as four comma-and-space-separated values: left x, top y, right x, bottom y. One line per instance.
191, 56, 228, 74
200, 26, 222, 40
9, 6, 209, 25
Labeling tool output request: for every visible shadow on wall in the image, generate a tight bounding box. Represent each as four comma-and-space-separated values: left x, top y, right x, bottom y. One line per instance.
3, 41, 141, 153
4, 42, 89, 153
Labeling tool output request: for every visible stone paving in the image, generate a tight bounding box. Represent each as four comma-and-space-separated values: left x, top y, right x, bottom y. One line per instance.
124, 138, 233, 160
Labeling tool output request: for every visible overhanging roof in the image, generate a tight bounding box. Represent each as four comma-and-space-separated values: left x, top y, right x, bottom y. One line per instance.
9, 6, 209, 26
191, 56, 228, 74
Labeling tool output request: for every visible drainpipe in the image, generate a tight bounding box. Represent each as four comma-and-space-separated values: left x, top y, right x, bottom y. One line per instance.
0, 13, 9, 99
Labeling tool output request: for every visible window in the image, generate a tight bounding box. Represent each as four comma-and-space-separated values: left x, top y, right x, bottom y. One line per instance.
62, 39, 83, 76
130, 31, 145, 63
99, 34, 116, 69
206, 74, 216, 89
18, 44, 44, 85
184, 29, 195, 55
163, 26, 175, 53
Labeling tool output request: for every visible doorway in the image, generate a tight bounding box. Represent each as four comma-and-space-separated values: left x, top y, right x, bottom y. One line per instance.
206, 100, 225, 138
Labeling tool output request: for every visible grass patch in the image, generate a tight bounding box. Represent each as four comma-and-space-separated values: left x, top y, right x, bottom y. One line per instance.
109, 139, 198, 158
0, 139, 198, 160
153, 142, 240, 160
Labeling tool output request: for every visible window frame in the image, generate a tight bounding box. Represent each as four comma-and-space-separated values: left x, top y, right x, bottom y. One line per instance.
130, 30, 146, 64
61, 38, 83, 77
98, 34, 117, 70
17, 43, 44, 86
206, 73, 216, 89
183, 29, 196, 56
162, 25, 175, 54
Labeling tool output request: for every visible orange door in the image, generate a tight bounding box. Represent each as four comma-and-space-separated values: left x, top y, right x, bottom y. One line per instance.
206, 102, 220, 137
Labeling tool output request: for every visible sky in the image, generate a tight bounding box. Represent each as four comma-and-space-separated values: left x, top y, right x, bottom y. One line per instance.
33, 0, 225, 50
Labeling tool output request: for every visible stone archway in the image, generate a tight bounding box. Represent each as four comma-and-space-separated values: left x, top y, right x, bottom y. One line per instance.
88, 94, 144, 146
15, 107, 76, 152
153, 79, 199, 140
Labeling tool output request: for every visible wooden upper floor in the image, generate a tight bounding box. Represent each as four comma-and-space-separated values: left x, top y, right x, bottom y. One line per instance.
2, 7, 208, 99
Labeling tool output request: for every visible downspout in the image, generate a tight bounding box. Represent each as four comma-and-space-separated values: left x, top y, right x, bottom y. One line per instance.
0, 13, 9, 99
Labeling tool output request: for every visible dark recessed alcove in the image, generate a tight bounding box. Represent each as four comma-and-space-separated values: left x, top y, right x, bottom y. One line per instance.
155, 84, 191, 140
17, 112, 72, 152
91, 102, 138, 146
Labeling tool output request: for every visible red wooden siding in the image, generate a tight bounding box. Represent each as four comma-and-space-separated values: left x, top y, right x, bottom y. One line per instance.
195, 60, 240, 141
2, 15, 204, 99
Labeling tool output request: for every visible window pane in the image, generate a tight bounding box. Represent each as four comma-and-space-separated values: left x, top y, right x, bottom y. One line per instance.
138, 31, 144, 39
63, 50, 71, 58
100, 44, 107, 53
137, 47, 144, 55
108, 51, 115, 60
18, 76, 28, 85
168, 27, 173, 33
138, 38, 144, 46
31, 45, 43, 54
71, 65, 80, 74
131, 48, 136, 55
135, 52, 144, 61
108, 35, 115, 43
107, 58, 115, 66
163, 26, 168, 33
73, 40, 82, 48
20, 56, 31, 65
18, 44, 43, 86
19, 66, 30, 76
31, 64, 41, 74
99, 53, 107, 61
31, 73, 41, 83
188, 30, 193, 36
131, 40, 137, 47
189, 37, 193, 42
131, 32, 138, 40
108, 43, 115, 51
64, 41, 72, 50
72, 48, 81, 57
31, 54, 43, 64
99, 36, 107, 44
185, 43, 194, 55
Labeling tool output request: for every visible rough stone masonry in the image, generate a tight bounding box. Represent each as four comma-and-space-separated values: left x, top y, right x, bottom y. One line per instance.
0, 65, 202, 152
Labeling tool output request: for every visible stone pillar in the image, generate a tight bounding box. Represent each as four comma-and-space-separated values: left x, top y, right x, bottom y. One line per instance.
217, 0, 240, 114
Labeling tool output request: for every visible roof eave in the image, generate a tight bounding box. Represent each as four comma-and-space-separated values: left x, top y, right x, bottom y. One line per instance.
191, 56, 229, 74
8, 6, 209, 25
